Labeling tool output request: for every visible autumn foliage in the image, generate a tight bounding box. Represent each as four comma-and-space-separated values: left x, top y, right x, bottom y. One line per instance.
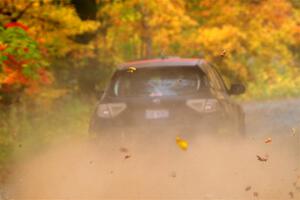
0, 0, 300, 101
0, 22, 51, 103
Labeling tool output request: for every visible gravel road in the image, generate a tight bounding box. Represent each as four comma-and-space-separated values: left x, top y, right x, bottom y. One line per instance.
244, 98, 300, 136
3, 98, 300, 200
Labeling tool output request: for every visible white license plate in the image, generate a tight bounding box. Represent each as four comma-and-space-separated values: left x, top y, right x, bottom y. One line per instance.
145, 110, 169, 119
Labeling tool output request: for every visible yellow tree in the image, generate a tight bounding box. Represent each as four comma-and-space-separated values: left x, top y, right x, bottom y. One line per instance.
184, 0, 300, 97
104, 0, 196, 59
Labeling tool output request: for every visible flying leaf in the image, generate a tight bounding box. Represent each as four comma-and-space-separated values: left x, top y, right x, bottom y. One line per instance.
245, 186, 252, 191
220, 49, 226, 57
124, 155, 131, 160
264, 137, 272, 144
176, 136, 188, 151
256, 155, 268, 162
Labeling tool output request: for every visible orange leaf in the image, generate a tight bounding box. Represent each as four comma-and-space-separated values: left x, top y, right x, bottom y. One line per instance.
264, 137, 272, 144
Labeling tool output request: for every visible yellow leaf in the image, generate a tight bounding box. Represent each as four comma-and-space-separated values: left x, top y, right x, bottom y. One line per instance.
176, 136, 188, 151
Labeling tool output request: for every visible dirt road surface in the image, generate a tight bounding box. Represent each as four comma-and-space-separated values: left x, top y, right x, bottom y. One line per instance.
2, 98, 300, 200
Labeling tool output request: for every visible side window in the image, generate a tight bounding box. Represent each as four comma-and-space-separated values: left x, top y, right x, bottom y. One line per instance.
210, 66, 228, 91
203, 64, 223, 91
220, 75, 231, 91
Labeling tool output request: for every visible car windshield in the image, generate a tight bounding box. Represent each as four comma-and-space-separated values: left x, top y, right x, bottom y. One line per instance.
111, 66, 208, 97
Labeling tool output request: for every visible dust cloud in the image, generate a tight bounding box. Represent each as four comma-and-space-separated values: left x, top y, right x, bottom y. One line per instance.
5, 128, 300, 200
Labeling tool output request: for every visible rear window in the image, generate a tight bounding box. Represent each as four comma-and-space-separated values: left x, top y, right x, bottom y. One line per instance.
110, 66, 208, 97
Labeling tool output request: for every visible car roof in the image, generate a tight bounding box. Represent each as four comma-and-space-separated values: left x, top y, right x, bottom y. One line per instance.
118, 58, 206, 69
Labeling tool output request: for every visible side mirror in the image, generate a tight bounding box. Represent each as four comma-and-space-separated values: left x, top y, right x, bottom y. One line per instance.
229, 83, 245, 95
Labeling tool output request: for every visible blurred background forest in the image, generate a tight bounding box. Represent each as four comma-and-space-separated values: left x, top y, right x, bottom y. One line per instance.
1, 0, 300, 183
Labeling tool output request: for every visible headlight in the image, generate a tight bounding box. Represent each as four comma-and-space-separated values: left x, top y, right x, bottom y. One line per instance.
186, 99, 219, 113
97, 103, 127, 118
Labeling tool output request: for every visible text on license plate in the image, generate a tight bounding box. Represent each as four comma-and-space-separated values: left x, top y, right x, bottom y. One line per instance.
145, 110, 169, 119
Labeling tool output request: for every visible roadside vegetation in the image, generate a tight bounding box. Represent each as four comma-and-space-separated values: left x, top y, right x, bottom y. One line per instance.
1, 0, 300, 183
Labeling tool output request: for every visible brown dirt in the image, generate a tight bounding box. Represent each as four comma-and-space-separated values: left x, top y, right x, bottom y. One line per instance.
3, 99, 300, 200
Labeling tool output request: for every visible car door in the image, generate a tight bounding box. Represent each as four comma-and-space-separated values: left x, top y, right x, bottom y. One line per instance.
201, 63, 241, 123
211, 65, 245, 133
